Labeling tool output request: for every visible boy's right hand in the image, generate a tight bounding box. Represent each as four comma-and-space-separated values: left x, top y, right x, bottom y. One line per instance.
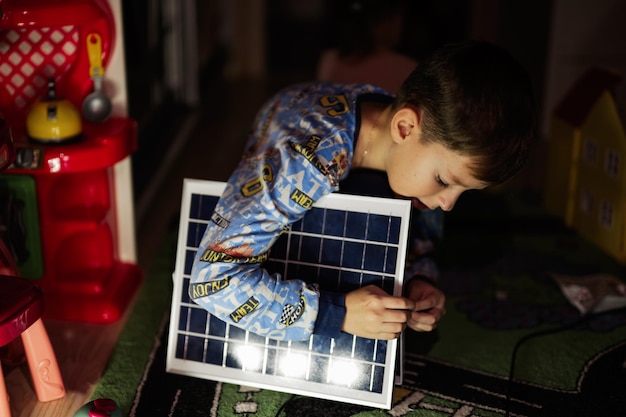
342, 285, 415, 340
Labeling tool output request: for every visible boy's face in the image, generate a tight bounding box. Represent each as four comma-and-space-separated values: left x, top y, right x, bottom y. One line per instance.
387, 137, 487, 212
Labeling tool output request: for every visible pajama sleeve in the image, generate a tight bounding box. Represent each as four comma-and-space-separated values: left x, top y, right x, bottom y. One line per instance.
188, 82, 386, 341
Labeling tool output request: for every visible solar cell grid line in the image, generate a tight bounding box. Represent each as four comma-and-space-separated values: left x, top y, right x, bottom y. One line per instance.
166, 179, 411, 409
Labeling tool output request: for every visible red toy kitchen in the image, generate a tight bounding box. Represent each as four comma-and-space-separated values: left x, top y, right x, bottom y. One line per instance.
0, 0, 142, 323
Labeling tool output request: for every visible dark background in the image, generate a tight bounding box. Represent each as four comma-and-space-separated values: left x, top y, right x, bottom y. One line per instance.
121, 0, 552, 204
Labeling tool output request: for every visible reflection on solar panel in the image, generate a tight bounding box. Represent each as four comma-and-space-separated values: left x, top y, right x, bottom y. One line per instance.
166, 179, 411, 409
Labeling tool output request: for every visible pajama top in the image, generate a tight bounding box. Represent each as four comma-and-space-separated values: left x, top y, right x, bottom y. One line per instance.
189, 82, 441, 341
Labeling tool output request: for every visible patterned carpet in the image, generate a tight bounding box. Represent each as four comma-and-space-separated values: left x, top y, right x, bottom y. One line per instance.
93, 189, 626, 417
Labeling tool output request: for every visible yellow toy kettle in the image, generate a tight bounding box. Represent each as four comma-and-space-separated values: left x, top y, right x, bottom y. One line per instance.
26, 79, 82, 144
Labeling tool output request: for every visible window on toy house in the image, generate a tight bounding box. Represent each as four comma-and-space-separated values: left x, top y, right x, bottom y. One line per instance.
580, 189, 594, 214
604, 148, 620, 178
582, 137, 597, 165
599, 200, 613, 228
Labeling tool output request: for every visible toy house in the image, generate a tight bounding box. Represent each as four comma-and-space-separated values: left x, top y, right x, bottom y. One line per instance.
545, 67, 626, 263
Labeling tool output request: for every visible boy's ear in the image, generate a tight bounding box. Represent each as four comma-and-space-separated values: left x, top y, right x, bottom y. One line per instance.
391, 106, 420, 142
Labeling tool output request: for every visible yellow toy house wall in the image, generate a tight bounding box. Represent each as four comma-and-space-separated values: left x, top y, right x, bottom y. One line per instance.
571, 91, 626, 262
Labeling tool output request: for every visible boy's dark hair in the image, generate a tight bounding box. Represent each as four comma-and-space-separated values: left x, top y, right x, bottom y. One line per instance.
393, 40, 537, 185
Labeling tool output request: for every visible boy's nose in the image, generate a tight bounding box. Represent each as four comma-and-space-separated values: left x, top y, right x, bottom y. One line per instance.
440, 200, 455, 212
439, 190, 461, 211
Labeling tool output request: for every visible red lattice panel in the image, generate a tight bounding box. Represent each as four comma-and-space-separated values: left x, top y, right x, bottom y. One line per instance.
0, 0, 116, 140
0, 26, 79, 112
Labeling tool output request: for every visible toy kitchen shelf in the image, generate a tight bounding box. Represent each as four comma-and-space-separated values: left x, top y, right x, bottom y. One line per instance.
10, 119, 136, 174
0, 0, 142, 324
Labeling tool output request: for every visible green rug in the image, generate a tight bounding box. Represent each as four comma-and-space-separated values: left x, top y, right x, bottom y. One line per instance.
92, 190, 626, 417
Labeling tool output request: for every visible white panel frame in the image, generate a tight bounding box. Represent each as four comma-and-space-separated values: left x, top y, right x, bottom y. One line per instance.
166, 179, 411, 409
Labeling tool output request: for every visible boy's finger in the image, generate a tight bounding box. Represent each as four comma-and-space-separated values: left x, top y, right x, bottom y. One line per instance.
384, 309, 412, 324
412, 296, 442, 312
409, 307, 445, 326
383, 296, 416, 311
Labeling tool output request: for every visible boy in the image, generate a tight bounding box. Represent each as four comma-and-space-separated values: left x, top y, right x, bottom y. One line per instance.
189, 41, 536, 341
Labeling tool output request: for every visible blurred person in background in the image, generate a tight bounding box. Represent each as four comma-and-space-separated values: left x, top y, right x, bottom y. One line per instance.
317, 0, 417, 93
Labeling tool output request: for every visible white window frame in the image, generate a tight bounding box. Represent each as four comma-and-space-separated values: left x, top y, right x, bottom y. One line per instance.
604, 148, 620, 178
598, 200, 613, 228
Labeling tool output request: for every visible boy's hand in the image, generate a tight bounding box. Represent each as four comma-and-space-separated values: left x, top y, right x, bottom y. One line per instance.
342, 285, 415, 340
405, 278, 446, 332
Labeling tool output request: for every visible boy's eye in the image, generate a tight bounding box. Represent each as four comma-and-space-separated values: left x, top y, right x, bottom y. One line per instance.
436, 175, 448, 187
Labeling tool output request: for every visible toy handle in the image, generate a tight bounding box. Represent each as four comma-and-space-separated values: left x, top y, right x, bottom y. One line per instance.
86, 33, 105, 78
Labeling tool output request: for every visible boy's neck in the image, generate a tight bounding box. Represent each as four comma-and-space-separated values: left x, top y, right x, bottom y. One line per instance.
354, 102, 391, 170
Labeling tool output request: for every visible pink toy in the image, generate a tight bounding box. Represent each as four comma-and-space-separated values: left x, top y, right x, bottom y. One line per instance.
0, 274, 66, 416
73, 398, 123, 417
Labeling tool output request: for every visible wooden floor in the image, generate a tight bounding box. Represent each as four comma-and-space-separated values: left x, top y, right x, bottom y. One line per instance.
4, 75, 547, 416
4, 79, 269, 417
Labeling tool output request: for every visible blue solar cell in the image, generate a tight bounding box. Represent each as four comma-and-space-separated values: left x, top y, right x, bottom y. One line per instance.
354, 338, 381, 362
177, 306, 189, 331
225, 345, 240, 368
340, 240, 366, 269
270, 233, 288, 258
293, 263, 319, 282
384, 246, 398, 275
366, 213, 392, 242
188, 308, 209, 333
183, 249, 195, 276
265, 348, 278, 375
204, 339, 225, 365
180, 278, 191, 304
333, 333, 359, 356
299, 235, 323, 264
319, 238, 342, 265
190, 194, 219, 221
186, 221, 206, 247
311, 334, 333, 354
317, 266, 341, 289
298, 207, 324, 233
338, 269, 364, 293
289, 339, 311, 351
371, 365, 385, 392
208, 314, 227, 337
363, 243, 388, 272
228, 325, 247, 341
287, 234, 301, 259
345, 212, 367, 239
309, 356, 329, 383
181, 335, 207, 362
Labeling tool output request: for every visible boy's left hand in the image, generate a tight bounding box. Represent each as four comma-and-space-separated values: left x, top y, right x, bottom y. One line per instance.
405, 278, 446, 332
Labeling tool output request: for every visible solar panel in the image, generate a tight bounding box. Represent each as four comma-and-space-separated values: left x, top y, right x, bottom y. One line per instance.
166, 179, 411, 409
